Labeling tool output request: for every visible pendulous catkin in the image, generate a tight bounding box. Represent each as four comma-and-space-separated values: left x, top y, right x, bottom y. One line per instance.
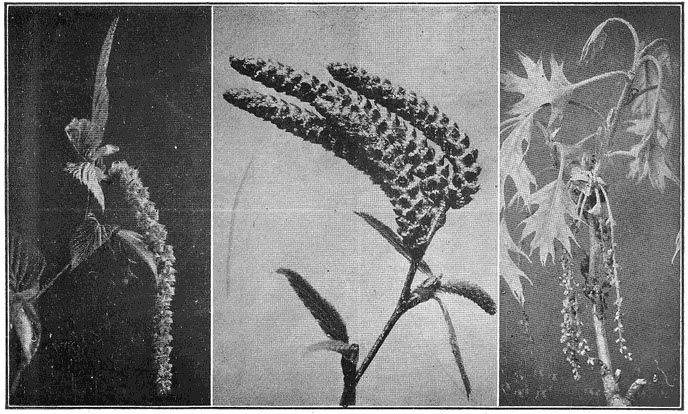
109, 161, 176, 396
226, 57, 481, 255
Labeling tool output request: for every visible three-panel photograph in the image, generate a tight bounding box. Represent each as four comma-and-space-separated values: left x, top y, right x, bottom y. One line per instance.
5, 3, 682, 408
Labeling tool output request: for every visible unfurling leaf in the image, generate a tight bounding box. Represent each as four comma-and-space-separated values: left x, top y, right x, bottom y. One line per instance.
500, 113, 537, 209
64, 161, 105, 211
437, 280, 496, 316
501, 52, 572, 133
114, 229, 159, 278
625, 57, 678, 192
500, 219, 532, 306
433, 296, 471, 400
70, 213, 116, 269
354, 211, 432, 275
10, 299, 41, 365
90, 17, 118, 147
307, 340, 359, 364
65, 18, 119, 164
9, 231, 45, 299
626, 137, 677, 192
277, 268, 348, 343
672, 231, 681, 264
520, 179, 579, 265
580, 22, 609, 65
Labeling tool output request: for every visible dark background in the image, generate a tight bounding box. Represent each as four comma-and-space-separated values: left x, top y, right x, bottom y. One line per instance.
500, 6, 681, 406
7, 7, 211, 405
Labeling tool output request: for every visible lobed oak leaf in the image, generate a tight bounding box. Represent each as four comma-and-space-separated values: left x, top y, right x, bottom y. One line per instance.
499, 218, 532, 306
624, 51, 677, 192
500, 113, 537, 209
502, 52, 572, 134
626, 137, 677, 192
520, 179, 579, 266
629, 86, 674, 149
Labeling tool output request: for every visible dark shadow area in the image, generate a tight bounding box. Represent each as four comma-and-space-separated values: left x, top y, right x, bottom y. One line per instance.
7, 6, 210, 405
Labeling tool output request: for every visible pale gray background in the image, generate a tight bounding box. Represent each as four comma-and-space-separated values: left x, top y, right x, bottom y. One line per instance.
213, 6, 498, 406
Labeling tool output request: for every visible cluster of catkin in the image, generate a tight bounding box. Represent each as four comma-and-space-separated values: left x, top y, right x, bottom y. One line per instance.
109, 161, 177, 396
224, 58, 480, 256
559, 254, 591, 381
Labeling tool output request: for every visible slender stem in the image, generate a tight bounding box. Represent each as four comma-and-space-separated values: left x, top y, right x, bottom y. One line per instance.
639, 38, 669, 59
603, 47, 663, 151
630, 85, 658, 103
568, 70, 627, 93
606, 18, 641, 60
353, 261, 418, 386
573, 131, 601, 149
35, 263, 71, 301
606, 150, 636, 158
568, 100, 606, 125
588, 220, 620, 405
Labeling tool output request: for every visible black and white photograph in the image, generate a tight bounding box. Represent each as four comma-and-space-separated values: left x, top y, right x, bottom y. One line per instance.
213, 5, 499, 406
499, 5, 681, 407
4, 1, 683, 409
7, 6, 211, 405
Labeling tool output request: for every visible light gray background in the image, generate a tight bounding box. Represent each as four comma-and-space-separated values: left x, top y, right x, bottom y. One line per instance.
213, 6, 498, 406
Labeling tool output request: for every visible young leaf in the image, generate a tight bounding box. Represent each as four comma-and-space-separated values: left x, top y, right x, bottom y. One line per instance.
114, 229, 159, 278
10, 299, 41, 365
502, 52, 573, 133
354, 211, 432, 275
672, 231, 681, 264
433, 296, 471, 400
500, 218, 532, 306
70, 213, 116, 269
500, 113, 537, 209
306, 340, 359, 363
64, 161, 105, 211
437, 280, 497, 316
88, 17, 118, 152
277, 268, 349, 343
625, 58, 678, 192
520, 179, 579, 265
626, 136, 677, 192
580, 22, 608, 65
9, 231, 45, 299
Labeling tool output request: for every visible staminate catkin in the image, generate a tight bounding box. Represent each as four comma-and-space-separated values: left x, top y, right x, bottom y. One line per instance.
226, 57, 481, 255
326, 62, 480, 198
109, 161, 176, 396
